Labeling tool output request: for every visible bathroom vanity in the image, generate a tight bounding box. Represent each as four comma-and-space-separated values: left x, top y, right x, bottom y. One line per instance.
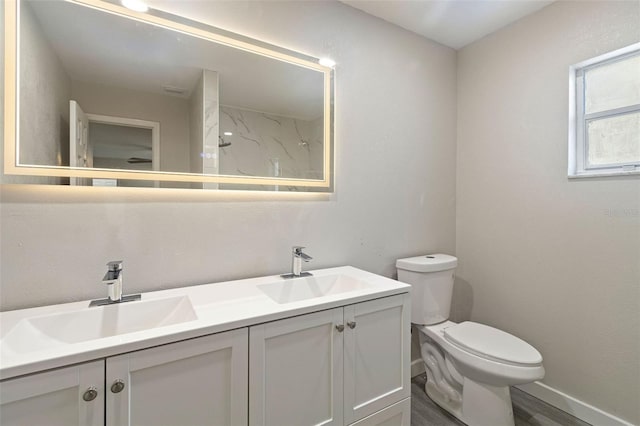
0, 267, 411, 426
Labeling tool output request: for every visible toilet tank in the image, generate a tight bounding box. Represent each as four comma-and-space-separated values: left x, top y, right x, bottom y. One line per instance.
396, 254, 457, 325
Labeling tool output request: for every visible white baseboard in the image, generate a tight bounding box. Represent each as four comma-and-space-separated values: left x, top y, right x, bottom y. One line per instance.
412, 356, 633, 426
410, 358, 425, 378
516, 381, 635, 426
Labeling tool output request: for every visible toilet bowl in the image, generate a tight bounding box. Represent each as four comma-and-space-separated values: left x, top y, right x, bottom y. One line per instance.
396, 254, 544, 426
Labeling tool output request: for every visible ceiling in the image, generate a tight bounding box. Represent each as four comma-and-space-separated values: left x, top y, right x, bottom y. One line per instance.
341, 0, 555, 49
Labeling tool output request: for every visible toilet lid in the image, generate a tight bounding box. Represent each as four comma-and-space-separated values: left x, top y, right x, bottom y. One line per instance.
444, 322, 542, 366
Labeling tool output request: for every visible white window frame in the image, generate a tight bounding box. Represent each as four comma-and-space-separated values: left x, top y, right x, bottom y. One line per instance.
568, 43, 640, 178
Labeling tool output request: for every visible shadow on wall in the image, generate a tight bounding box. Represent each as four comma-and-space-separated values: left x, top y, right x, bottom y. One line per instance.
450, 276, 473, 322
385, 264, 400, 280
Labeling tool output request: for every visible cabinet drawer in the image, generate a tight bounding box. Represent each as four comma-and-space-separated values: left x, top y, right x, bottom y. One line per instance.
349, 397, 411, 426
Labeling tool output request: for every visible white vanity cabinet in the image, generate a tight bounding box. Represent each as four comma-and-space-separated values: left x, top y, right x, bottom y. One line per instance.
249, 294, 411, 426
0, 267, 411, 426
0, 328, 248, 426
0, 360, 105, 426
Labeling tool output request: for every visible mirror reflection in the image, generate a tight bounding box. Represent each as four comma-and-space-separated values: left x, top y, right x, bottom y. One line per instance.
14, 0, 330, 189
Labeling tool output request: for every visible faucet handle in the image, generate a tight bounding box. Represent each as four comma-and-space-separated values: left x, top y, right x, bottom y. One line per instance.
106, 260, 123, 271
293, 246, 312, 262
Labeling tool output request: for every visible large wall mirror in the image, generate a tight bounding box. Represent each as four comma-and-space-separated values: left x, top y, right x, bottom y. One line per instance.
3, 0, 334, 191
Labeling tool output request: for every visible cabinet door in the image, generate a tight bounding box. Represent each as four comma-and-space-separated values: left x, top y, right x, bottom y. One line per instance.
107, 328, 248, 426
344, 294, 411, 424
250, 308, 344, 426
349, 398, 410, 426
0, 360, 104, 426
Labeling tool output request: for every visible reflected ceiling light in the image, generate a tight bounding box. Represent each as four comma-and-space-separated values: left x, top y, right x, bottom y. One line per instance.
121, 0, 149, 12
318, 57, 336, 68
224, 132, 233, 136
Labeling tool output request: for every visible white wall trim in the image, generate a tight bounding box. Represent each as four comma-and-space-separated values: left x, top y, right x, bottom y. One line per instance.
516, 381, 635, 426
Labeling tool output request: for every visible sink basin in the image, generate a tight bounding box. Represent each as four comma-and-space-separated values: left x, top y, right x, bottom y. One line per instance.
1, 296, 197, 355
258, 274, 372, 304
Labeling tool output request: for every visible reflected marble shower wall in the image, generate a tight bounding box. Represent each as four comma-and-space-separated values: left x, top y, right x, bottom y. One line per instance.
219, 106, 323, 184
203, 70, 219, 178
190, 69, 219, 190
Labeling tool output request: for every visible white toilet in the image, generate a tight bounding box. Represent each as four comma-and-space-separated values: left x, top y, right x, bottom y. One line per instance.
396, 254, 544, 426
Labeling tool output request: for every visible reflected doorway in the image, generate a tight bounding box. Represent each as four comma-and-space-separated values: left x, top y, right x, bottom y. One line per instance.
83, 111, 160, 187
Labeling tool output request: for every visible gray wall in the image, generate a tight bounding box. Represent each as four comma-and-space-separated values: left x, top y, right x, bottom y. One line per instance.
0, 0, 457, 316
456, 1, 640, 424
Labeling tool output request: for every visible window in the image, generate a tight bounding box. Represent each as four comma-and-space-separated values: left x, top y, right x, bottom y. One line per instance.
569, 43, 640, 177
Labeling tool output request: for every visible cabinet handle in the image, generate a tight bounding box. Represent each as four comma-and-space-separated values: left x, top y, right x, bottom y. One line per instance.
347, 321, 356, 329
82, 387, 98, 402
111, 379, 125, 394
335, 324, 345, 332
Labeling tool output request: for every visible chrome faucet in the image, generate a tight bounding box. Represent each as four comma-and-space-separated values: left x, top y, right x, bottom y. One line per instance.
103, 260, 123, 302
281, 246, 313, 278
90, 260, 141, 307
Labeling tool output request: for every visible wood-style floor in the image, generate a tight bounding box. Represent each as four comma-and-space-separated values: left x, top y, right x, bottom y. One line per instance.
411, 374, 591, 426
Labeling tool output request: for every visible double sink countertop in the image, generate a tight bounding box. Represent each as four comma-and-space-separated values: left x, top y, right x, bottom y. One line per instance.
0, 266, 410, 380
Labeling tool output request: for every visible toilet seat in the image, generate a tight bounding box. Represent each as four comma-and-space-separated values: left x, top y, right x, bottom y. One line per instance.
444, 321, 542, 367
417, 321, 545, 386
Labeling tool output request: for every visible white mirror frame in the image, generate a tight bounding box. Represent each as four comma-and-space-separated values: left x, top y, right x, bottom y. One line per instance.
3, 0, 334, 189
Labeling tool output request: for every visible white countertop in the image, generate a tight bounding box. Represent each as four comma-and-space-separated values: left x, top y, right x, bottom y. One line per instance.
0, 266, 410, 380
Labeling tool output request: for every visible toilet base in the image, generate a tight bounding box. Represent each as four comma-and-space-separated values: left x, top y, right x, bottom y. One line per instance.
424, 371, 515, 426
419, 329, 516, 426
420, 332, 463, 418
423, 376, 463, 418
460, 378, 514, 426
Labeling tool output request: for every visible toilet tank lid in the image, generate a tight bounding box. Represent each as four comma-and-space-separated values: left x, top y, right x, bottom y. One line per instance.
444, 322, 543, 366
396, 254, 457, 272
